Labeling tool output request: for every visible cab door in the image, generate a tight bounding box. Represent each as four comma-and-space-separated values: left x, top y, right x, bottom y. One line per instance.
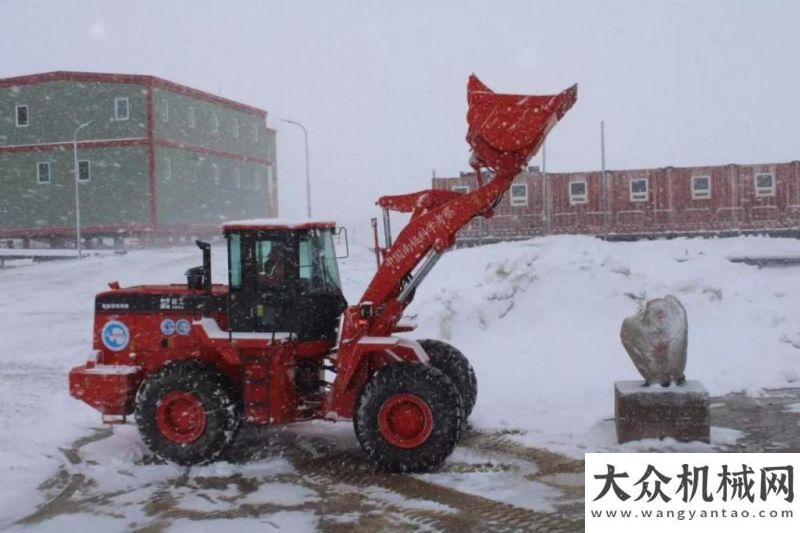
227, 230, 297, 332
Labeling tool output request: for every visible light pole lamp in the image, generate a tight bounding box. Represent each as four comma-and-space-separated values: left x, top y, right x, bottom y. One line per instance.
280, 118, 311, 218
73, 120, 93, 259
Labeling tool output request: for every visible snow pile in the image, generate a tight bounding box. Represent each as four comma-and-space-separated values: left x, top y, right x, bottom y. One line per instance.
406, 235, 800, 455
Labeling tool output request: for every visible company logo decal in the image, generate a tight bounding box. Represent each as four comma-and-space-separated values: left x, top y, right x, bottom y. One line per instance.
160, 319, 176, 336
101, 320, 130, 352
176, 319, 191, 336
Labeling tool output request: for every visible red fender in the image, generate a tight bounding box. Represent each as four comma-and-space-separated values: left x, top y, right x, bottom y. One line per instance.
329, 335, 429, 418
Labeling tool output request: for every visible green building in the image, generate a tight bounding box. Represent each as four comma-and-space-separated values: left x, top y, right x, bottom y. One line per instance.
0, 71, 277, 244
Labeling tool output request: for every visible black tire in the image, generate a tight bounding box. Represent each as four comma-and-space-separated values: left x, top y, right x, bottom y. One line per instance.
418, 339, 478, 419
354, 363, 462, 473
135, 360, 241, 466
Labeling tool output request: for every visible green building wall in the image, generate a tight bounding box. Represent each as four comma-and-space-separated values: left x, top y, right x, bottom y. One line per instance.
0, 80, 146, 145
155, 146, 270, 226
0, 145, 150, 230
0, 73, 277, 239
153, 88, 269, 159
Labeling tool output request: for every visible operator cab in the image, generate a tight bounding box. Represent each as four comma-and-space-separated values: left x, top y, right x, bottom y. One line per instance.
222, 219, 348, 341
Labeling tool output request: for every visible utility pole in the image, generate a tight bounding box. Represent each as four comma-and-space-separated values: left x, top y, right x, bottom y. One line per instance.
281, 119, 311, 218
601, 120, 609, 233
72, 120, 93, 259
541, 139, 548, 234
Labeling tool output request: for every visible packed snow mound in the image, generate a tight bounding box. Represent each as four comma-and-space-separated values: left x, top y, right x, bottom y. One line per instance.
406, 235, 800, 454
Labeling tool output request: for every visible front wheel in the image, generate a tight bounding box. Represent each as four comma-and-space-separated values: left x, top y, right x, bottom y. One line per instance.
418, 339, 478, 419
354, 363, 462, 473
135, 361, 241, 465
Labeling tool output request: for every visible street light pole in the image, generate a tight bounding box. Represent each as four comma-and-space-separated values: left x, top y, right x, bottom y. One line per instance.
281, 118, 311, 218
72, 120, 93, 259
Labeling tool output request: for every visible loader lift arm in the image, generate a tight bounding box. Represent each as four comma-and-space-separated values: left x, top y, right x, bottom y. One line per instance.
330, 75, 577, 414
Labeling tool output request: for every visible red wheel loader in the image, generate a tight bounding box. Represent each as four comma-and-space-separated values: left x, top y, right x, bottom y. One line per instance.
69, 76, 577, 472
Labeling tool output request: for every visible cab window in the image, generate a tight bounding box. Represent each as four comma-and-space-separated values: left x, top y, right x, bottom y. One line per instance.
298, 229, 342, 293
228, 233, 242, 289
256, 238, 291, 290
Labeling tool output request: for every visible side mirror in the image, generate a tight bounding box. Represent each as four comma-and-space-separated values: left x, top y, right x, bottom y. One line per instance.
336, 227, 350, 259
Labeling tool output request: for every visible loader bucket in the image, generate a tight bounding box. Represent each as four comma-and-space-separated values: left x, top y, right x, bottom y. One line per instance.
466, 75, 577, 172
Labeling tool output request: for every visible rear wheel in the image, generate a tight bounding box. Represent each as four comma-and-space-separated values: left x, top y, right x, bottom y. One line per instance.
418, 339, 478, 419
135, 361, 240, 465
354, 363, 462, 473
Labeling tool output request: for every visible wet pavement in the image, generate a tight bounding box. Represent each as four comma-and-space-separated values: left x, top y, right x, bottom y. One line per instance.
14, 388, 800, 532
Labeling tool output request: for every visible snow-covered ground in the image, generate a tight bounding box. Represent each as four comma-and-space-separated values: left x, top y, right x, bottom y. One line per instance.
1, 234, 799, 529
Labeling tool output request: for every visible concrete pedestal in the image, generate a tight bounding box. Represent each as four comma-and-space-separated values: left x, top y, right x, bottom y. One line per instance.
615, 380, 710, 443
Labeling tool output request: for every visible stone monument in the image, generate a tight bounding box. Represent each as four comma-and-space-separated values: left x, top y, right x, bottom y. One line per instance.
615, 295, 710, 443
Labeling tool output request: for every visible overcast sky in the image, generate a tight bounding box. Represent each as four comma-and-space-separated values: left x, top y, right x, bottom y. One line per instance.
3, 0, 799, 234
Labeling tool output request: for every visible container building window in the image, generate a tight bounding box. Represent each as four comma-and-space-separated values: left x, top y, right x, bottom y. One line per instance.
510, 183, 528, 206
188, 107, 196, 129
232, 118, 240, 138
161, 100, 169, 122
114, 97, 129, 121
212, 163, 220, 186
629, 178, 648, 202
569, 181, 588, 204
755, 173, 775, 197
211, 111, 219, 133
16, 105, 29, 127
77, 160, 91, 182
37, 162, 51, 184
164, 157, 171, 181
452, 185, 469, 194
691, 175, 711, 199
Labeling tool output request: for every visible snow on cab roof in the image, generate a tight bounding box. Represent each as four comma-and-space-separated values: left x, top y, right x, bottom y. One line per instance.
223, 218, 336, 231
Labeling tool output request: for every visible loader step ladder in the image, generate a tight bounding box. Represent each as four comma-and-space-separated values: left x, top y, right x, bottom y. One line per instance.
243, 354, 270, 424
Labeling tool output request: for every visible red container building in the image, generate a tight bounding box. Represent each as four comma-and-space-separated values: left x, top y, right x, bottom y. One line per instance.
432, 161, 800, 244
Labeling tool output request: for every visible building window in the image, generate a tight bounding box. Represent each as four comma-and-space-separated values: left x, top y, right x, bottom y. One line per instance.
755, 173, 775, 197
77, 160, 91, 182
161, 100, 169, 122
452, 185, 469, 194
253, 124, 259, 142
114, 97, 129, 121
235, 167, 242, 189
212, 163, 220, 186
232, 118, 240, 138
510, 183, 528, 206
569, 180, 588, 204
629, 177, 649, 202
211, 112, 219, 133
37, 162, 51, 184
188, 107, 196, 129
253, 169, 261, 189
164, 157, 171, 181
691, 175, 711, 200
16, 105, 29, 127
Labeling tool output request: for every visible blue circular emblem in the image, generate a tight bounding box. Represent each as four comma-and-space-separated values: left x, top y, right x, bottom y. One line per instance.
175, 319, 191, 336
102, 320, 130, 352
160, 319, 176, 336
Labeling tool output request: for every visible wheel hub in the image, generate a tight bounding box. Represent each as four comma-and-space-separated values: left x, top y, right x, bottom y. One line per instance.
378, 393, 434, 449
155, 391, 207, 444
